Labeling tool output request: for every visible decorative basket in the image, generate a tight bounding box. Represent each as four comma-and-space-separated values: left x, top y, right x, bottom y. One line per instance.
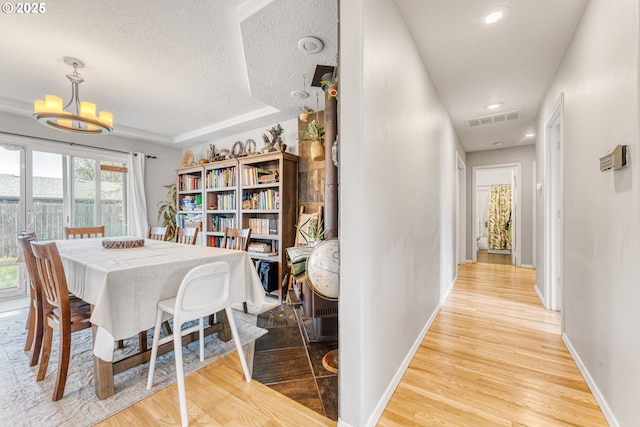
102, 237, 145, 249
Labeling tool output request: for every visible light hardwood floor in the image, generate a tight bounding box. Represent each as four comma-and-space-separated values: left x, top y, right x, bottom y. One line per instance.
378, 263, 608, 426
99, 263, 607, 426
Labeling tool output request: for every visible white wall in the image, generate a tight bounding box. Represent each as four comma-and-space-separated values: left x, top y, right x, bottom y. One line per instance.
0, 112, 181, 227
465, 145, 536, 265
184, 117, 299, 159
340, 0, 459, 425
536, 0, 639, 424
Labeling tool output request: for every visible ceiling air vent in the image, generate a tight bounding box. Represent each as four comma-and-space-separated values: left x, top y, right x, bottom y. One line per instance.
466, 110, 522, 127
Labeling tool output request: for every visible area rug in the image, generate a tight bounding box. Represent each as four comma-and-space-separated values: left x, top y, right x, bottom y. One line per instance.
0, 311, 267, 426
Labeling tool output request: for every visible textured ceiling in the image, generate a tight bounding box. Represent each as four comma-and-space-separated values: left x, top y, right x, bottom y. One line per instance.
0, 0, 337, 146
0, 0, 588, 153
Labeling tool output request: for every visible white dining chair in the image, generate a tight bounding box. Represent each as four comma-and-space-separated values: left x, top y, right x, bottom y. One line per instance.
146, 261, 251, 427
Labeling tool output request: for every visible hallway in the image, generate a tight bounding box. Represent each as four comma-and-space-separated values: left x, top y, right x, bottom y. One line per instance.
378, 263, 607, 426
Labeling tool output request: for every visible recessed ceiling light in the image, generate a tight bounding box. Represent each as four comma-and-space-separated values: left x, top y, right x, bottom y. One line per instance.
483, 6, 510, 24
485, 102, 503, 110
525, 132, 536, 138
297, 37, 324, 54
492, 141, 504, 146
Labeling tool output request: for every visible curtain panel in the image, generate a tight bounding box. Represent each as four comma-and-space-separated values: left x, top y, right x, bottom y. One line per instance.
487, 185, 512, 250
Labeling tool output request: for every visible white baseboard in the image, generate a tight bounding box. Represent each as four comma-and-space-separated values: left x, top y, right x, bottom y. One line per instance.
562, 333, 619, 427
534, 283, 545, 306
364, 276, 455, 427
520, 264, 534, 269
337, 419, 354, 427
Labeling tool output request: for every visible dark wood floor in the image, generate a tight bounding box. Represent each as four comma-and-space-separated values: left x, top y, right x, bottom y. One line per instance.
252, 303, 338, 421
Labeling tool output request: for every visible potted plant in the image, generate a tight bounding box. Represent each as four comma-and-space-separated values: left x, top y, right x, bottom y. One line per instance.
299, 106, 314, 122
299, 119, 325, 161
298, 218, 327, 248
157, 183, 177, 241
321, 76, 338, 99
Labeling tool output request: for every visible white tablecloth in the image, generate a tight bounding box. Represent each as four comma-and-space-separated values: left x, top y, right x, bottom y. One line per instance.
55, 238, 265, 361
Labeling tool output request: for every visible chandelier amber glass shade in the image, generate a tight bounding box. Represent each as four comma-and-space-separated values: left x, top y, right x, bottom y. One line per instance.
33, 57, 113, 135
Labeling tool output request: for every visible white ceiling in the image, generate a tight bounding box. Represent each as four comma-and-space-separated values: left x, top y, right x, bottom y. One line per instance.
0, 0, 337, 147
0, 0, 588, 152
397, 0, 588, 152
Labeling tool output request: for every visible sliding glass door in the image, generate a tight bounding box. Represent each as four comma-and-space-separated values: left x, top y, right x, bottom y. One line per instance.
0, 146, 24, 299
0, 142, 129, 302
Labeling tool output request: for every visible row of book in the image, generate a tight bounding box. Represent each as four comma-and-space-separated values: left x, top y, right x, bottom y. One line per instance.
243, 190, 280, 210
179, 174, 201, 191
213, 193, 236, 210
247, 218, 278, 235
242, 166, 279, 186
176, 213, 202, 229
206, 167, 236, 189
209, 216, 236, 233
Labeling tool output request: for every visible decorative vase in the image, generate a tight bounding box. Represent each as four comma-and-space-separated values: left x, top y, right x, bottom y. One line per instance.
308, 237, 321, 248
310, 138, 325, 161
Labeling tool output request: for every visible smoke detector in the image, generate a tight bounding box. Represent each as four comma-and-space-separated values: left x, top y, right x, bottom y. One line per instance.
298, 37, 324, 54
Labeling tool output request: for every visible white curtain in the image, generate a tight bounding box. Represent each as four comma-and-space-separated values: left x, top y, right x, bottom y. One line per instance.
128, 152, 149, 238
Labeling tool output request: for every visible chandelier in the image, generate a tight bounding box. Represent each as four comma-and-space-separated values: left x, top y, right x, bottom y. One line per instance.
33, 57, 113, 135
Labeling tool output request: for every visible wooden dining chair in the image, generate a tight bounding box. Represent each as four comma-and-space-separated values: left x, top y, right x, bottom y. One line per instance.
148, 226, 168, 241
175, 227, 199, 245
30, 240, 92, 401
18, 232, 42, 367
220, 227, 251, 251
147, 262, 250, 427
221, 227, 252, 312
64, 225, 105, 239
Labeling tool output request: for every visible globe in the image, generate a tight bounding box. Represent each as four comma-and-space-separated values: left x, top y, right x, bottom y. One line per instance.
306, 238, 339, 300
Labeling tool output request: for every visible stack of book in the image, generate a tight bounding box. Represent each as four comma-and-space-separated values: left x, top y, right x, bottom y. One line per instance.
248, 242, 272, 253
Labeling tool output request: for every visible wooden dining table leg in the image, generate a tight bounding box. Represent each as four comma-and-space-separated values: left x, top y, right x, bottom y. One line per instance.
88, 305, 115, 400
91, 321, 115, 399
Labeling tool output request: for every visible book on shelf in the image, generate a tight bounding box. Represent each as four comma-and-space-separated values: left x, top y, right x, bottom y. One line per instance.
248, 218, 278, 235
243, 166, 279, 186
248, 242, 272, 253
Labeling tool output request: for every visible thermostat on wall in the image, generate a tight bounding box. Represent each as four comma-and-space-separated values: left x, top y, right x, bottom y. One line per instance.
600, 145, 628, 172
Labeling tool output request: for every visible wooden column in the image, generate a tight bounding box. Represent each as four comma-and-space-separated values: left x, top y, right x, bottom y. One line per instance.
324, 93, 338, 238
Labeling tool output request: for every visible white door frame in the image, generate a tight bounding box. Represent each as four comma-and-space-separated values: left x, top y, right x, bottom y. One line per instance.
472, 163, 522, 266
544, 94, 564, 312
456, 152, 466, 268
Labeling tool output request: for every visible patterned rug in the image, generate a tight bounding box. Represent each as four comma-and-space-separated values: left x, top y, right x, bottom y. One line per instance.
0, 310, 267, 426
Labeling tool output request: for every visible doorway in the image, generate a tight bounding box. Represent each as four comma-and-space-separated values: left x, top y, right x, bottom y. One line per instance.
545, 94, 564, 312
472, 163, 522, 266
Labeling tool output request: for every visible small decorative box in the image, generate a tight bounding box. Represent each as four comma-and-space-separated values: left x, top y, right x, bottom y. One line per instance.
102, 237, 145, 249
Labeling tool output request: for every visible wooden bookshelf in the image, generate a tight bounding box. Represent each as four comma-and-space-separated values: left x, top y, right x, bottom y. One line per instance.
176, 165, 204, 245
203, 159, 238, 248
239, 152, 298, 299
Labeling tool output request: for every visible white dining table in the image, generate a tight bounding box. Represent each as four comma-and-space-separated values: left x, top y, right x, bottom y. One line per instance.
54, 237, 265, 398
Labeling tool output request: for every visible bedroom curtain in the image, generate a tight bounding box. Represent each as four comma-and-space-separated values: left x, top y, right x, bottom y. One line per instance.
487, 185, 512, 250
127, 152, 149, 238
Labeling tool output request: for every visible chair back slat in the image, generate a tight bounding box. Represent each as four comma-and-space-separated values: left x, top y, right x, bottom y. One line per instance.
30, 241, 70, 314
148, 226, 168, 241
175, 227, 199, 245
18, 232, 39, 294
221, 228, 251, 251
64, 226, 105, 239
